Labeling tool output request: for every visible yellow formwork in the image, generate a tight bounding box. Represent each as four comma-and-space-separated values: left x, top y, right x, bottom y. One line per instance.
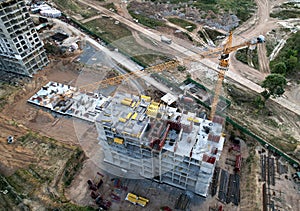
126, 112, 133, 119
119, 118, 126, 123
187, 117, 200, 123
151, 101, 160, 107
141, 95, 151, 102
114, 137, 124, 144
131, 101, 136, 108
121, 99, 132, 106
131, 112, 138, 120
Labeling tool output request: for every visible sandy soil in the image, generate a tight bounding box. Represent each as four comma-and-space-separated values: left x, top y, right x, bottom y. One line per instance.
0, 116, 33, 176
0, 59, 81, 147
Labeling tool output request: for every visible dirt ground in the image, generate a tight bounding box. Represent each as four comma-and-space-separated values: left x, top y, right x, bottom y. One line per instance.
0, 114, 85, 210
1, 0, 299, 209
0, 116, 32, 176
0, 58, 81, 147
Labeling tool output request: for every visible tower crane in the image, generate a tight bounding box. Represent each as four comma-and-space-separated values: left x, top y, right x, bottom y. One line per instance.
209, 31, 265, 120
78, 31, 265, 120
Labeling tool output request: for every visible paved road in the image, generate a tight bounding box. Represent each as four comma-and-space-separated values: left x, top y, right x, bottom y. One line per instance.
78, 0, 300, 116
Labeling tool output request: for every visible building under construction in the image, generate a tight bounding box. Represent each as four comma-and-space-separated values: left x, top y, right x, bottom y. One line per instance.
28, 82, 225, 197
0, 0, 48, 76
96, 92, 225, 197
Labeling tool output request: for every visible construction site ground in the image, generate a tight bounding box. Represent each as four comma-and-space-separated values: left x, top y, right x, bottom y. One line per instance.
0, 114, 86, 210
0, 0, 300, 209
0, 46, 299, 210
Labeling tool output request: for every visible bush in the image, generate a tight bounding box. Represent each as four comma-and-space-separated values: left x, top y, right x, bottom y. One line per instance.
271, 62, 287, 75
270, 31, 300, 78
177, 65, 186, 72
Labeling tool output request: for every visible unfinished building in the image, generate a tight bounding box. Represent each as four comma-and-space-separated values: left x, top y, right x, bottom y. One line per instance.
96, 92, 225, 197
0, 0, 48, 76
28, 82, 226, 197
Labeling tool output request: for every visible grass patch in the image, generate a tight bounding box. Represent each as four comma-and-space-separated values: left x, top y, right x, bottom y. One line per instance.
102, 2, 117, 11
269, 136, 297, 153
84, 18, 132, 43
129, 12, 166, 29
147, 0, 256, 22
266, 39, 276, 57
0, 132, 89, 209
271, 2, 300, 19
84, 18, 171, 65
198, 31, 206, 43
167, 17, 196, 32
53, 0, 98, 19
0, 83, 18, 111
63, 148, 85, 187
226, 84, 299, 159
203, 28, 224, 41
270, 10, 300, 19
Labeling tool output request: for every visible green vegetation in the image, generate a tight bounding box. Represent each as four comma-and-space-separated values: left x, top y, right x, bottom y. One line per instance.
167, 18, 196, 32
0, 133, 89, 210
102, 2, 117, 11
219, 0, 256, 22
53, 0, 98, 19
84, 19, 132, 43
270, 10, 300, 19
196, 0, 256, 22
147, 0, 256, 22
44, 42, 63, 56
198, 31, 206, 42
270, 2, 300, 19
271, 62, 287, 75
225, 85, 298, 158
63, 148, 85, 187
177, 65, 187, 72
261, 74, 287, 99
61, 204, 96, 211
236, 48, 259, 69
270, 31, 300, 79
129, 12, 166, 29
266, 39, 276, 57
203, 28, 224, 41
84, 18, 171, 66
0, 83, 17, 111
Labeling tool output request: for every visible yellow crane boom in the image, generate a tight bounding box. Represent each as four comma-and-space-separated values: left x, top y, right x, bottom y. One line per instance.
77, 31, 265, 120
78, 60, 179, 91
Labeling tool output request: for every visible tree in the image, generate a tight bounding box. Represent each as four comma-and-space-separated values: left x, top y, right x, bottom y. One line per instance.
271, 62, 287, 75
287, 55, 298, 71
177, 65, 186, 72
261, 74, 287, 99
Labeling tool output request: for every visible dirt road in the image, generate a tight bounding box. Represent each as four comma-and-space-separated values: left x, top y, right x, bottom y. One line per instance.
231, 0, 287, 75
77, 0, 300, 116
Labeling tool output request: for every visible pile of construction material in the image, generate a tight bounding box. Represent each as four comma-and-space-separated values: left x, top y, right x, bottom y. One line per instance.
218, 169, 240, 205
175, 193, 190, 210
87, 172, 111, 210
211, 166, 220, 196
260, 154, 275, 186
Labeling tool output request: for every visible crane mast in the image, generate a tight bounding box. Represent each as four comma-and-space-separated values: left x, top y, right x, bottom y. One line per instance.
209, 32, 265, 120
